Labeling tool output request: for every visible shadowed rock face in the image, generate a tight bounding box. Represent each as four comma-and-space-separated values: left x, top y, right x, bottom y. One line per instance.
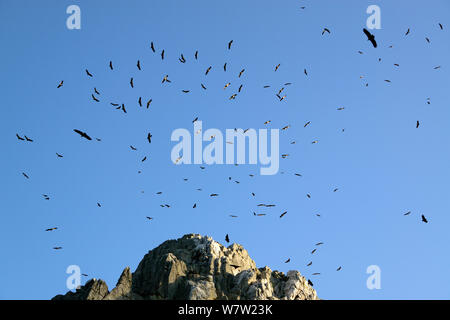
52, 234, 318, 300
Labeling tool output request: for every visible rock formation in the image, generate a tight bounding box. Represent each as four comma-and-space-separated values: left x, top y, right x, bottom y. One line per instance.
52, 234, 318, 300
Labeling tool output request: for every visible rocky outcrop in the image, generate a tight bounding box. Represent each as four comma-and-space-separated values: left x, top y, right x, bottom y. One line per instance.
52, 234, 318, 300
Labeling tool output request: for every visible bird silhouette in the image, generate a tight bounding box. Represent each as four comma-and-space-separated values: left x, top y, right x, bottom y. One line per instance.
73, 129, 92, 140
421, 215, 428, 223
363, 28, 377, 48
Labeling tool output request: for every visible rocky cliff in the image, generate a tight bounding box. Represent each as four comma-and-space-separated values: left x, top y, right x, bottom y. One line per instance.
52, 234, 318, 300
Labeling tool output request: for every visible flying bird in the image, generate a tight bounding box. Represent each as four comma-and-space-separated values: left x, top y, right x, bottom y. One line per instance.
205, 66, 212, 75
22, 172, 29, 179
161, 50, 165, 60
322, 28, 330, 35
238, 69, 245, 77
109, 61, 113, 70
416, 120, 420, 128
253, 212, 266, 217
284, 258, 290, 263
162, 75, 171, 83
280, 211, 287, 218
91, 94, 99, 102
421, 214, 428, 223
85, 69, 93, 77
45, 227, 58, 232
363, 28, 377, 48
16, 134, 25, 141
57, 80, 63, 88
225, 234, 230, 243
73, 129, 92, 140
137, 60, 141, 70
405, 28, 410, 36
130, 78, 134, 88
228, 40, 233, 50
150, 42, 155, 52
24, 135, 33, 142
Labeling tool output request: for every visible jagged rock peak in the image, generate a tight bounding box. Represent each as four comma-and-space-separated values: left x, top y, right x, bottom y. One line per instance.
52, 234, 318, 300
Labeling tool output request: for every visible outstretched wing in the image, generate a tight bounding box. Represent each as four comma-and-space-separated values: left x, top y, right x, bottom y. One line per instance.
363, 28, 371, 38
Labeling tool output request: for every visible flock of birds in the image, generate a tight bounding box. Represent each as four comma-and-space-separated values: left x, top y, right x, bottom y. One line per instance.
15, 14, 445, 287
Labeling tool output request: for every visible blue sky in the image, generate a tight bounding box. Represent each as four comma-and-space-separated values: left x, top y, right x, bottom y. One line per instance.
1, 0, 449, 299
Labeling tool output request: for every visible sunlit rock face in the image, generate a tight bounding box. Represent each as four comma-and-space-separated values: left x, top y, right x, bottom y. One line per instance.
52, 234, 318, 300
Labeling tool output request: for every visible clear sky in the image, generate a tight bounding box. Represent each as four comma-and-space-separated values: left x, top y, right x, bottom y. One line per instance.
1, 0, 449, 300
